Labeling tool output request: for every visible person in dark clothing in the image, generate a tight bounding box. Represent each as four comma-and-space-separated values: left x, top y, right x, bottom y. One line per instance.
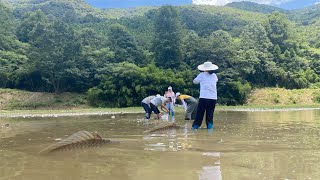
141, 95, 156, 119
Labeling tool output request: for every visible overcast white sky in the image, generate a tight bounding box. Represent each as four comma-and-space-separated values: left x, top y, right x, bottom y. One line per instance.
192, 0, 293, 6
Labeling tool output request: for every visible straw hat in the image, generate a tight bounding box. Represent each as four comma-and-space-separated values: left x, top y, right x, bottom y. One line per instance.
197, 61, 218, 71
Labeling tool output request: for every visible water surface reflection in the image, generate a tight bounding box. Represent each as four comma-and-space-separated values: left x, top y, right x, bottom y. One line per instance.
0, 110, 320, 179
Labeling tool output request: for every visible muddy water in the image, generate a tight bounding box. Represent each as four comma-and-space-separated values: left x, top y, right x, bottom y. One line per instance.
1, 110, 320, 180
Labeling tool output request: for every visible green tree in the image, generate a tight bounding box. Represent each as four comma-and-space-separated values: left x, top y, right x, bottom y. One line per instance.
0, 51, 28, 87
78, 46, 115, 91
152, 5, 183, 69
76, 28, 115, 91
208, 30, 239, 83
209, 30, 237, 69
0, 3, 24, 52
28, 20, 82, 93
0, 3, 14, 35
182, 31, 211, 68
0, 3, 29, 88
107, 24, 146, 65
79, 28, 107, 49
264, 12, 290, 49
239, 23, 280, 86
273, 44, 282, 59
16, 10, 48, 43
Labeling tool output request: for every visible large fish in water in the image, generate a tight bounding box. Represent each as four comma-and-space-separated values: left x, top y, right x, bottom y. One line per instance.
145, 121, 182, 133
39, 131, 119, 154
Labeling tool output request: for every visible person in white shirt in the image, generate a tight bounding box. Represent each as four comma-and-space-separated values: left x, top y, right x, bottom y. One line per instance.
192, 61, 218, 129
141, 95, 156, 119
150, 96, 171, 119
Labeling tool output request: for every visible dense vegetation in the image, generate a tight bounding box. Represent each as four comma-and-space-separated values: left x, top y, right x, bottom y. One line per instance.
0, 0, 319, 107
226, 1, 288, 14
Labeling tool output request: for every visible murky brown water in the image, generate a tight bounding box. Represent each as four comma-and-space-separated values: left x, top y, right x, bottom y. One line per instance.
1, 110, 320, 180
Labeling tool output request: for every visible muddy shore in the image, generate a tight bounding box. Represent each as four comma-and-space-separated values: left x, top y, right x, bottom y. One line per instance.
1, 107, 320, 118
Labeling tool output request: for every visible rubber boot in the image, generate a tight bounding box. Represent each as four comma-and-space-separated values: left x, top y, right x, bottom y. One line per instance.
192, 124, 199, 130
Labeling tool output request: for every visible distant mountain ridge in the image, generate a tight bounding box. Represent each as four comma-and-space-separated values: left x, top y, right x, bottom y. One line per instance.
225, 1, 320, 25
0, 0, 156, 19
0, 0, 95, 15
225, 1, 288, 14
291, 4, 320, 25
0, 0, 319, 24
85, 0, 192, 8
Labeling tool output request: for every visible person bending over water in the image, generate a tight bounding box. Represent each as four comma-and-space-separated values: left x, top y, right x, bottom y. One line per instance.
141, 95, 156, 119
150, 96, 171, 119
175, 92, 198, 120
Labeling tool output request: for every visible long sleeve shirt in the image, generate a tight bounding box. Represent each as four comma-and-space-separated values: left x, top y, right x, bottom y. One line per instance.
193, 72, 218, 100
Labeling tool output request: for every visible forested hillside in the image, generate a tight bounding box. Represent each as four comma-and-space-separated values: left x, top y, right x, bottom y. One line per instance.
226, 1, 288, 14
290, 4, 320, 25
228, 2, 320, 26
0, 0, 319, 107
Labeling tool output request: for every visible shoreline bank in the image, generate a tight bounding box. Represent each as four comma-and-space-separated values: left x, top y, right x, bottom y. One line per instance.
1, 106, 320, 118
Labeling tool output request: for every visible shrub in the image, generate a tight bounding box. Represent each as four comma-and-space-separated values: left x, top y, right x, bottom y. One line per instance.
312, 91, 320, 103
0, 72, 8, 88
271, 93, 280, 103
87, 63, 197, 107
310, 82, 320, 89
218, 81, 252, 105
289, 96, 297, 104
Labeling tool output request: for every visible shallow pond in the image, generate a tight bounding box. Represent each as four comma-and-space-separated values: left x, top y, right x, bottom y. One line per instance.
1, 110, 320, 180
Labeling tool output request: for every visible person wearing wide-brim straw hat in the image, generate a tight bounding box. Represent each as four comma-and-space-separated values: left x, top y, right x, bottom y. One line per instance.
192, 61, 218, 129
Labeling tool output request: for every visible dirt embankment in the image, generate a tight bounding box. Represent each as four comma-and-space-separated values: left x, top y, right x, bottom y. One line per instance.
1, 88, 320, 111
246, 88, 320, 106
1, 88, 320, 118
0, 88, 89, 110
